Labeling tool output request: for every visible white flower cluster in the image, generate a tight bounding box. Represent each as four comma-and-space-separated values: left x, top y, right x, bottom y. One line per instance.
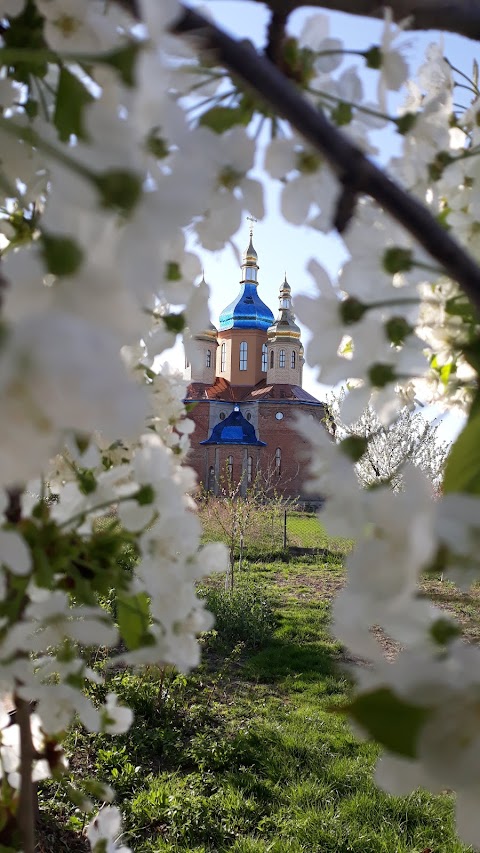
0, 0, 480, 849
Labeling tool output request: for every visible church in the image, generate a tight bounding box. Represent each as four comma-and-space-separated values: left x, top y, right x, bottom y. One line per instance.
184, 230, 325, 502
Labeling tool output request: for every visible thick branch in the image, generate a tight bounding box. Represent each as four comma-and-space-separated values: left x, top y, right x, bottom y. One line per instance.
255, 0, 480, 42
174, 6, 480, 313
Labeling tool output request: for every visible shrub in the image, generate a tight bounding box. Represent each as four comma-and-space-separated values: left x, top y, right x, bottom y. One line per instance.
199, 581, 276, 650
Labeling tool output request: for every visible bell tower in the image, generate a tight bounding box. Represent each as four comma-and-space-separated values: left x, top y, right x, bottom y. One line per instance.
266, 274, 303, 386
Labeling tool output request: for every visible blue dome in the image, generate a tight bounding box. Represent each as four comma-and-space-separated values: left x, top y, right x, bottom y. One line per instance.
219, 283, 274, 331
200, 407, 266, 446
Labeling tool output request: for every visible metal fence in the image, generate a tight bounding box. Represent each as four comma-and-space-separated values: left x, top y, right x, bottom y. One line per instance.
198, 500, 351, 560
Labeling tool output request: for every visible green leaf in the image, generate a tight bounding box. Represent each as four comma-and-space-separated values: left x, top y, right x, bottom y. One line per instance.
135, 484, 155, 506
385, 316, 412, 346
383, 246, 412, 274
199, 105, 252, 134
117, 591, 152, 650
446, 294, 476, 323
166, 261, 182, 281
340, 436, 368, 462
339, 297, 366, 325
395, 112, 417, 135
368, 363, 396, 388
94, 169, 143, 214
341, 688, 430, 758
331, 101, 352, 126
40, 233, 84, 276
463, 338, 480, 374
364, 45, 381, 69
443, 410, 480, 494
163, 312, 186, 333
54, 68, 94, 143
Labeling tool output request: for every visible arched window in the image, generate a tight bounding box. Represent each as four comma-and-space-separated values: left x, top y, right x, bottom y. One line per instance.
279, 349, 286, 368
219, 412, 226, 420
220, 342, 226, 372
239, 341, 248, 371
291, 350, 296, 369
247, 456, 253, 484
227, 455, 233, 481
245, 267, 257, 282
206, 349, 211, 368
207, 466, 215, 492
261, 343, 268, 372
275, 447, 281, 475
270, 350, 274, 369
184, 355, 190, 369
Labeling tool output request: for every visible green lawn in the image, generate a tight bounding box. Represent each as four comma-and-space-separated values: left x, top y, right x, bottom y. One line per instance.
286, 511, 352, 553
39, 558, 472, 853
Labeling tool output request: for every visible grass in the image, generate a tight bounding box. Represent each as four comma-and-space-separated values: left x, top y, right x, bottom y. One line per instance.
286, 511, 352, 554
38, 557, 473, 853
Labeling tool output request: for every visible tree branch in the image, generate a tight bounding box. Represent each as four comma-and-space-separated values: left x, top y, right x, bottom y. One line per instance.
265, 8, 289, 66
254, 0, 480, 43
15, 694, 35, 853
173, 6, 480, 312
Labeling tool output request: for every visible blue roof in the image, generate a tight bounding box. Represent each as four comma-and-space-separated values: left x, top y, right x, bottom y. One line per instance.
219, 283, 274, 331
200, 407, 266, 446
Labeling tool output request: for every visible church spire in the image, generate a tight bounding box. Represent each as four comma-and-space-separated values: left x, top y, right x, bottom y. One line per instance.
241, 216, 259, 283
270, 273, 301, 338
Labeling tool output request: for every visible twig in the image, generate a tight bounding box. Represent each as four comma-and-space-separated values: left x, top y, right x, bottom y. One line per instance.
265, 8, 289, 66
172, 6, 480, 312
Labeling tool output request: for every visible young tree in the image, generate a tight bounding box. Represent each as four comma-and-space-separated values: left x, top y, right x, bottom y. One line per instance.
198, 461, 294, 591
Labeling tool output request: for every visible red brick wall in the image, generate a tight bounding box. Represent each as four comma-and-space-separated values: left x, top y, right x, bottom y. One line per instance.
186, 401, 210, 493
185, 398, 325, 502
256, 402, 325, 501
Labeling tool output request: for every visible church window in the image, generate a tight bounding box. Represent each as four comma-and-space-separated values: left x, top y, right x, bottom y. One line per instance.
279, 349, 286, 368
291, 350, 296, 369
245, 267, 257, 282
220, 342, 226, 372
185, 354, 190, 369
219, 412, 226, 420
227, 455, 233, 481
247, 456, 253, 484
270, 350, 274, 369
207, 466, 215, 492
246, 412, 252, 421
275, 447, 281, 475
206, 349, 211, 368
239, 341, 248, 371
261, 343, 268, 372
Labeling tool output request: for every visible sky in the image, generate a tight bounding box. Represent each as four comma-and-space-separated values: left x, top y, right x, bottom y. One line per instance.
167, 1, 478, 438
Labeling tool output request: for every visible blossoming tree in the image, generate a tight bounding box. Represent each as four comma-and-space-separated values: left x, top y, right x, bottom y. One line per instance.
325, 391, 449, 491
1, 0, 480, 850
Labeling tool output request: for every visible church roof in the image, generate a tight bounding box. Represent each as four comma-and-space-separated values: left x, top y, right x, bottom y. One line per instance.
185, 378, 323, 405
242, 383, 322, 404
200, 406, 266, 446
